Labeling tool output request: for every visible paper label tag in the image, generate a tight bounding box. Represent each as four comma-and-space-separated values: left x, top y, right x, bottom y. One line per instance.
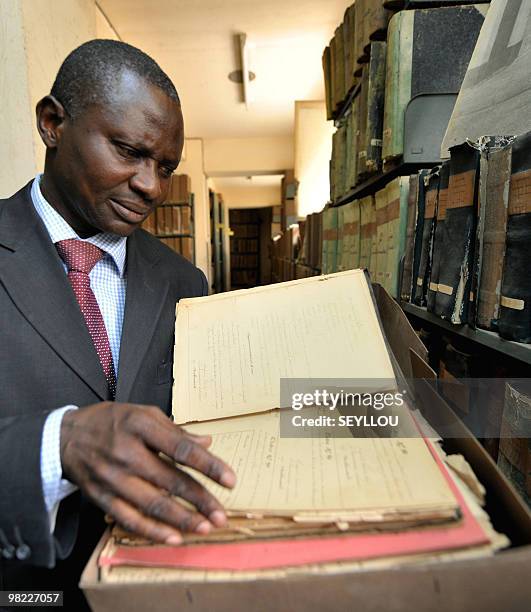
416, 277, 423, 286
500, 295, 525, 310
437, 284, 453, 296
429, 282, 438, 292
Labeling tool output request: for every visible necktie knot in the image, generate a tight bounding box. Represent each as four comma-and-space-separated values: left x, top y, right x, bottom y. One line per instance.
56, 239, 104, 275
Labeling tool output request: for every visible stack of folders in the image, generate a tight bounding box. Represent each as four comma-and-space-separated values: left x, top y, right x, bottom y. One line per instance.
99, 271, 508, 583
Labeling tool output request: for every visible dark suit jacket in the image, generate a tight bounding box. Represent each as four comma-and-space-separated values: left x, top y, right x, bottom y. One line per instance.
0, 182, 207, 597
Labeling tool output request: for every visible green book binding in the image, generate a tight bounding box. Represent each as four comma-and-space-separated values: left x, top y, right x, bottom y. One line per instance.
365, 41, 387, 177
336, 23, 346, 106
348, 97, 359, 190
359, 195, 374, 273
336, 206, 345, 271
322, 46, 333, 121
369, 195, 378, 282
400, 174, 420, 302
382, 10, 413, 163
382, 5, 485, 163
385, 177, 410, 298
356, 65, 369, 185
321, 207, 339, 274
375, 185, 389, 289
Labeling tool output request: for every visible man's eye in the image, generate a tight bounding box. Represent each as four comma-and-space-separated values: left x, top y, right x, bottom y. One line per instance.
160, 167, 174, 179
117, 144, 140, 159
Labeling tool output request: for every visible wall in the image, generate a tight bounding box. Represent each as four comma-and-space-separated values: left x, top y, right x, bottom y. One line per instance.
20, 0, 96, 173
204, 136, 294, 176
177, 138, 210, 279
0, 0, 35, 196
216, 183, 281, 209
294, 100, 334, 218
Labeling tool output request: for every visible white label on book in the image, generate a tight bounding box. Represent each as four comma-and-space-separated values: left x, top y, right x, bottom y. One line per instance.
429, 282, 438, 292
416, 277, 423, 286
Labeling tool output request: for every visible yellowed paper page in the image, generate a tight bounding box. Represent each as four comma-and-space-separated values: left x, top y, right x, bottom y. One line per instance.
183, 410, 457, 516
173, 270, 395, 424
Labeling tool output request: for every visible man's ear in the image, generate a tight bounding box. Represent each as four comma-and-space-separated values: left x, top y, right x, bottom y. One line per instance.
36, 96, 68, 148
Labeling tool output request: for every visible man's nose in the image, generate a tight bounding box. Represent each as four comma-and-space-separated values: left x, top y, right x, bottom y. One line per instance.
130, 158, 162, 201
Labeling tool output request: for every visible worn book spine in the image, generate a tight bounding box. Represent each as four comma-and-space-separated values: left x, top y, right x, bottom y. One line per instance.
414, 169, 439, 307
345, 112, 353, 197
434, 143, 480, 323
348, 97, 359, 190
351, 199, 361, 270
336, 23, 346, 105
426, 162, 449, 312
477, 141, 513, 330
375, 185, 389, 289
356, 66, 369, 184
365, 3, 392, 46
347, 4, 358, 90
410, 170, 427, 304
498, 131, 531, 343
342, 7, 352, 99
336, 206, 345, 272
474, 136, 514, 329
341, 202, 353, 271
321, 207, 339, 274
354, 0, 369, 66
359, 195, 374, 272
365, 41, 387, 177
322, 46, 333, 121
382, 10, 413, 163
498, 382, 531, 507
400, 174, 420, 302
385, 177, 410, 298
329, 34, 338, 114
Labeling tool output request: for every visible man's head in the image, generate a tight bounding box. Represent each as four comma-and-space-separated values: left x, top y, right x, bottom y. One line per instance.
37, 39, 184, 238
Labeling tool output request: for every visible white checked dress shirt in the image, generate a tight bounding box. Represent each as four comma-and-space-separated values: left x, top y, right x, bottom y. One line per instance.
31, 175, 128, 531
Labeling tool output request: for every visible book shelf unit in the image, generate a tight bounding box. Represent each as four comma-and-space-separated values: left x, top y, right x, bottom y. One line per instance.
153, 194, 195, 264
229, 211, 261, 289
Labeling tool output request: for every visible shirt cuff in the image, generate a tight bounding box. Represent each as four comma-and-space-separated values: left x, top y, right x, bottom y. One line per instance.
40, 406, 79, 532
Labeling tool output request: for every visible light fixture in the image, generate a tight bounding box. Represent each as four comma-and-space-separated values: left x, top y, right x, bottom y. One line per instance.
228, 33, 255, 109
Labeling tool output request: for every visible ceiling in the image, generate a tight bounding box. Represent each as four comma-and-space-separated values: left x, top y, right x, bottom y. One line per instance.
98, 0, 352, 139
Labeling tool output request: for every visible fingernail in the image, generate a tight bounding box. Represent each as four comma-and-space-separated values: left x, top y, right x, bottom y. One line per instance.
195, 520, 211, 535
221, 471, 236, 488
209, 510, 227, 527
165, 534, 182, 546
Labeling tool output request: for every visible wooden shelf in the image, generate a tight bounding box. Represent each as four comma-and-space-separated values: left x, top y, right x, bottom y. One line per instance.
158, 201, 191, 207
331, 160, 438, 207
401, 301, 531, 366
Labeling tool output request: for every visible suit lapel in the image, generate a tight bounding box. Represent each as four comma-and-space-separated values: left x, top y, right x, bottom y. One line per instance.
0, 184, 109, 400
115, 231, 169, 401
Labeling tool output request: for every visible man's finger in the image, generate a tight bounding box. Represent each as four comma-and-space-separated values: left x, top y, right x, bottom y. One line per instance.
123, 447, 228, 527
91, 462, 213, 535
135, 416, 236, 488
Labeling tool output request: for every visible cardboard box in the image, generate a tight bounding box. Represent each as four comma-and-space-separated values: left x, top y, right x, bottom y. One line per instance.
81, 285, 531, 611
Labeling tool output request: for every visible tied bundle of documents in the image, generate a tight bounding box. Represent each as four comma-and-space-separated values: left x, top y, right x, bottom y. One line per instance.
99, 270, 508, 579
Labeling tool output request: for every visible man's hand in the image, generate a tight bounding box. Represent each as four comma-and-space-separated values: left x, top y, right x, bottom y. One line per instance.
60, 402, 236, 545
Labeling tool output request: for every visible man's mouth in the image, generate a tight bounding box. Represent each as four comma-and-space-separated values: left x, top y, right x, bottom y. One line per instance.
109, 199, 150, 224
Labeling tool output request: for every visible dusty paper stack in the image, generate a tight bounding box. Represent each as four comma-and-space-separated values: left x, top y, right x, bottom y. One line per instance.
98, 270, 508, 581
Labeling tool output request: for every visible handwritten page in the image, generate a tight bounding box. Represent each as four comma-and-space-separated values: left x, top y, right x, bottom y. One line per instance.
183, 410, 457, 516
173, 270, 395, 424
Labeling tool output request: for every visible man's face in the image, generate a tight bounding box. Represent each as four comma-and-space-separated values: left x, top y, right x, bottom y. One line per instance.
43, 70, 183, 237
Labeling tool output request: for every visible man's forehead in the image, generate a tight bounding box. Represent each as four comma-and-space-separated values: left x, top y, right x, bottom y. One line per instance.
104, 71, 180, 124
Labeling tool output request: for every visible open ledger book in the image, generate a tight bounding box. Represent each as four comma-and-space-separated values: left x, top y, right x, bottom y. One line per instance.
172, 270, 458, 523
99, 270, 509, 579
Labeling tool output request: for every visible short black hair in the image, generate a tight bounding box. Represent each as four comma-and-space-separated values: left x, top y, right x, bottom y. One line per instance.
50, 39, 180, 119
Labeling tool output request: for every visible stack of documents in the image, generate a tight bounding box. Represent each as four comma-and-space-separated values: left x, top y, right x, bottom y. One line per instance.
99, 271, 508, 581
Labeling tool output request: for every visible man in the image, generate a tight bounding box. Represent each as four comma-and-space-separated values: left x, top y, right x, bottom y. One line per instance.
0, 39, 235, 605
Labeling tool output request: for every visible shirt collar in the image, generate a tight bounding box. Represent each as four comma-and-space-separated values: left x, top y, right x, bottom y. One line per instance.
30, 174, 127, 278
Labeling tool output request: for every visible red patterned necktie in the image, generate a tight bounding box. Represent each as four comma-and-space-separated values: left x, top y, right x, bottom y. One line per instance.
55, 239, 117, 397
